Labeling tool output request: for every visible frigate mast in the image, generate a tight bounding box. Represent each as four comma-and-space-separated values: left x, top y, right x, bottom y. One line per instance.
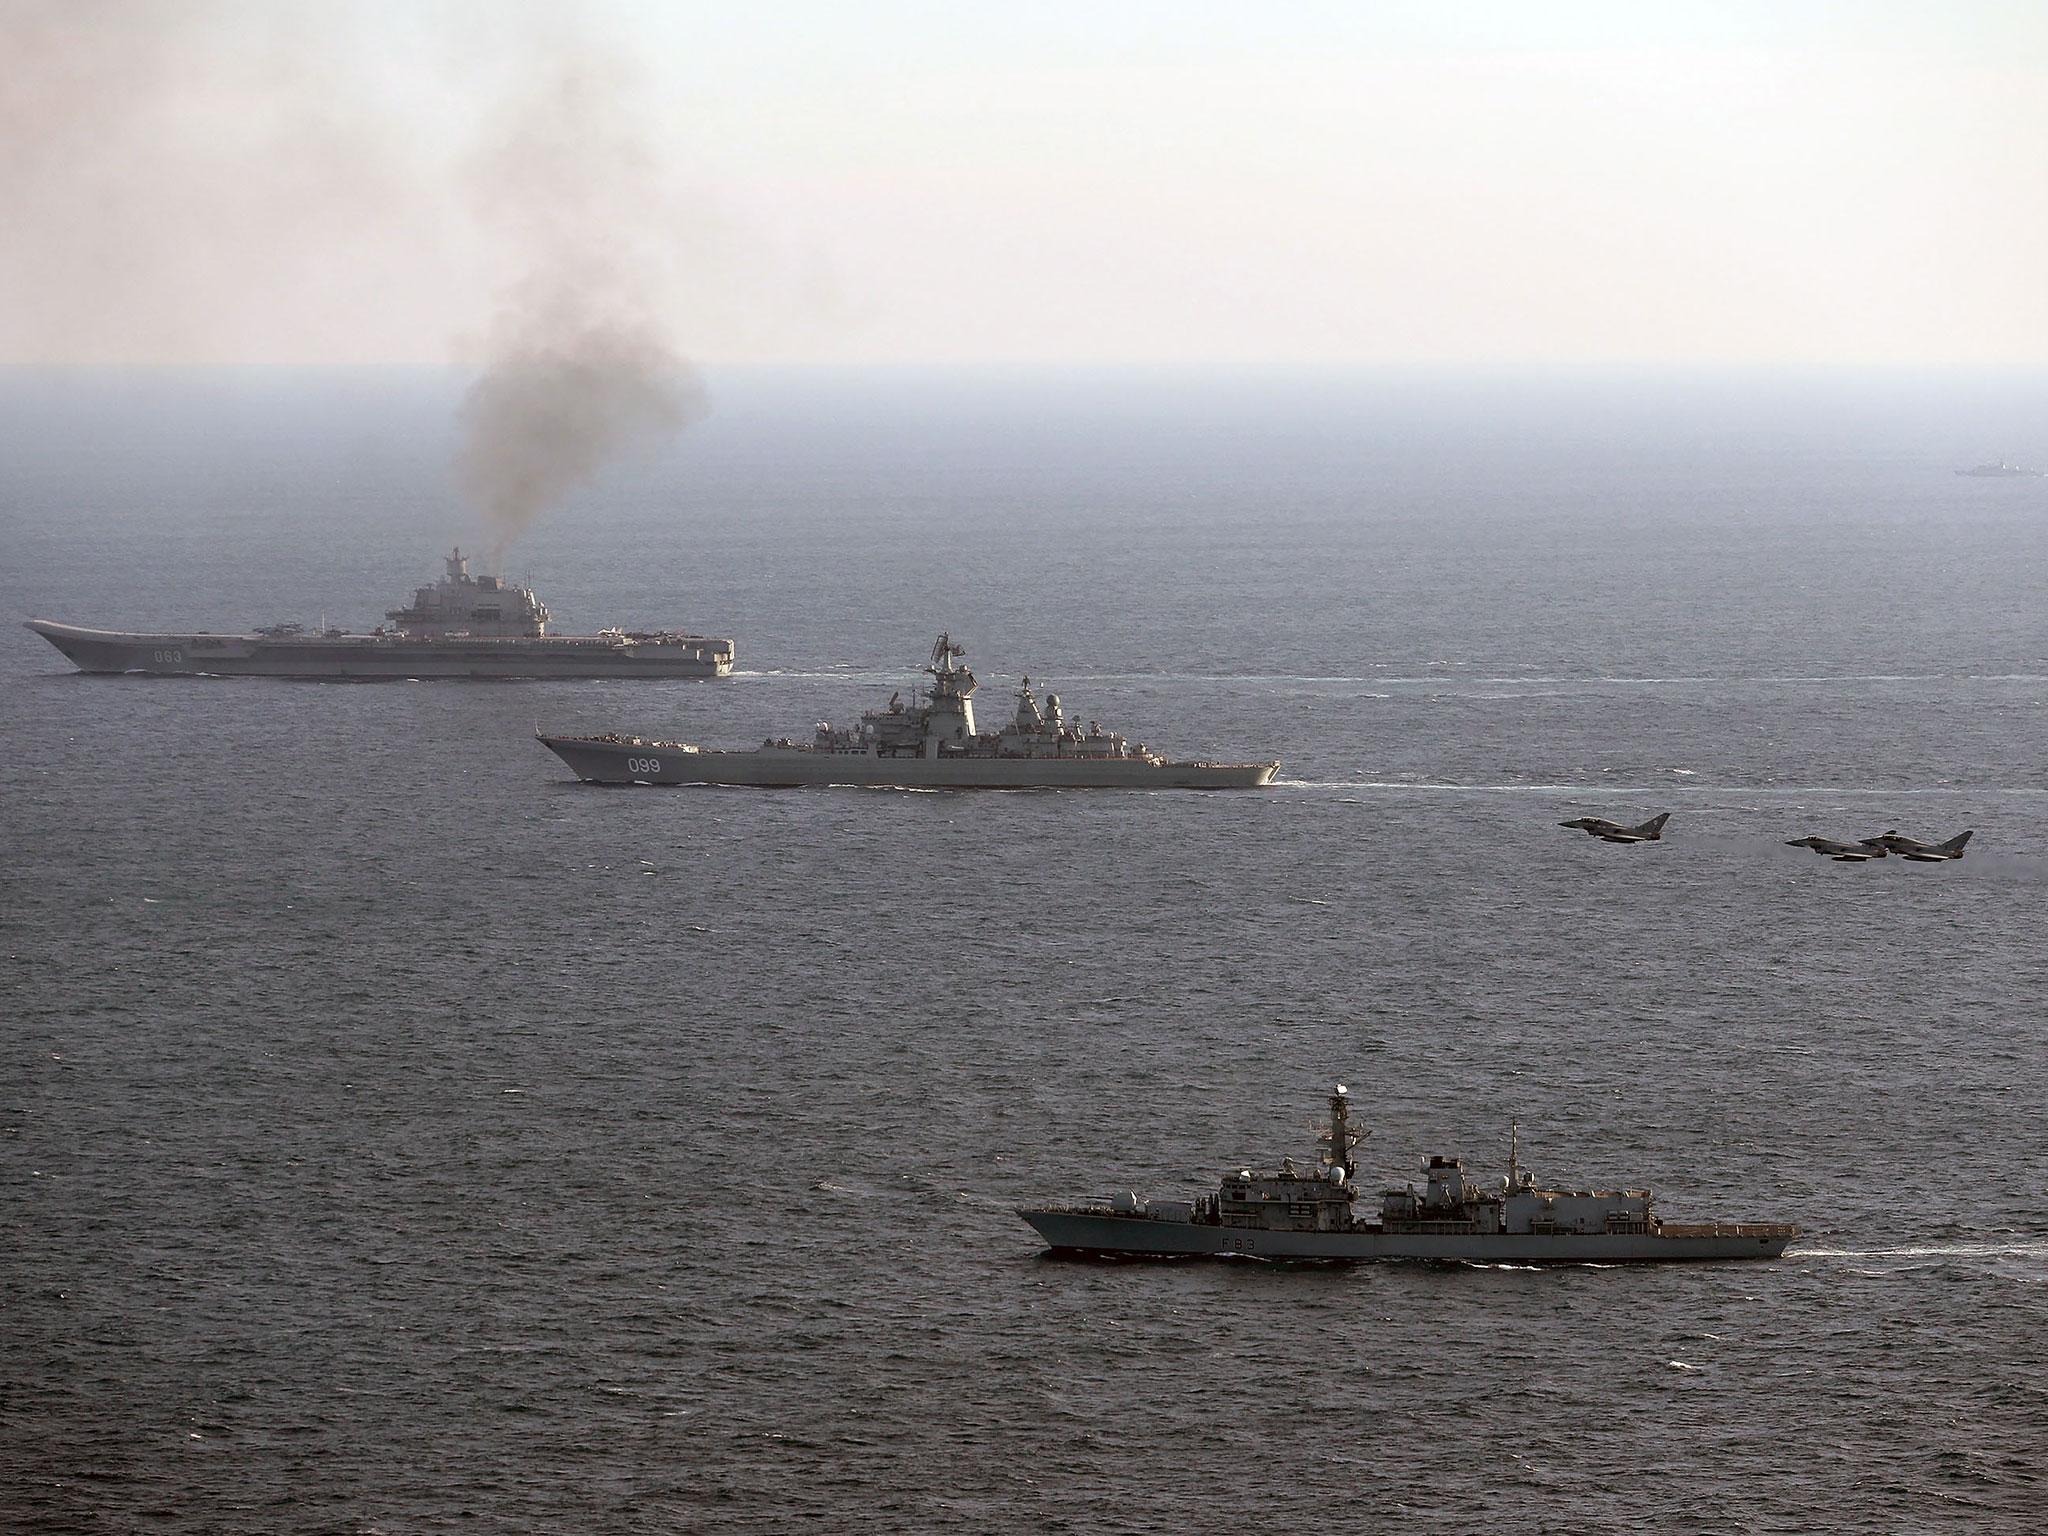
1320, 1083, 1362, 1181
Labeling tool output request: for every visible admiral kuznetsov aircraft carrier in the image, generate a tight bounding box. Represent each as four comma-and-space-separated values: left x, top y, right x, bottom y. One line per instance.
27, 549, 732, 680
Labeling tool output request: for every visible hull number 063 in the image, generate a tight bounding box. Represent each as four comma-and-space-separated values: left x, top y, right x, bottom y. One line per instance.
152, 649, 184, 664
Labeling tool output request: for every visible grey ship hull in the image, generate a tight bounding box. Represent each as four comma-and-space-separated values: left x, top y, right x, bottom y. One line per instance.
1021, 1208, 1795, 1263
540, 733, 1278, 789
26, 620, 730, 680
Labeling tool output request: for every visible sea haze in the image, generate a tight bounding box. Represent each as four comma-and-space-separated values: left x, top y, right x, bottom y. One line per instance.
2, 369, 2045, 1532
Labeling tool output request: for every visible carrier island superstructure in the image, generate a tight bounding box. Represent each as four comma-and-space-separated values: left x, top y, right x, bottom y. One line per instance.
27, 549, 732, 680
540, 634, 1278, 789
1019, 1086, 1797, 1263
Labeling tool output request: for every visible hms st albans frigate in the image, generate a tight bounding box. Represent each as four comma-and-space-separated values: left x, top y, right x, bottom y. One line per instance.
26, 549, 733, 680
539, 634, 1278, 788
1019, 1085, 1797, 1263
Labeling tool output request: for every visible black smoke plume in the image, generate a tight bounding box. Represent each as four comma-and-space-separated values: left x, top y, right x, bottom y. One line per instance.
456, 57, 707, 565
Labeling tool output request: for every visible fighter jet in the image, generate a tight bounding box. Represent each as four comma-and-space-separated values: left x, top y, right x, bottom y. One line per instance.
1861, 829, 1973, 861
1785, 835, 1888, 862
1558, 812, 1670, 843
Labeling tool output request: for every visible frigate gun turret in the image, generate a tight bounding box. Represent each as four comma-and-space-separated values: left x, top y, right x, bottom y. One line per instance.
539, 633, 1280, 788
1018, 1083, 1797, 1263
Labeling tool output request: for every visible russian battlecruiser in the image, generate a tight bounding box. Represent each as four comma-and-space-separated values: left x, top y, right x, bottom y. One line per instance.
1019, 1085, 1797, 1263
539, 634, 1278, 789
26, 549, 733, 680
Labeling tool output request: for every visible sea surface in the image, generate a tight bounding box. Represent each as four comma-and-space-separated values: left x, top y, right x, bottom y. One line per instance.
2, 370, 2045, 1532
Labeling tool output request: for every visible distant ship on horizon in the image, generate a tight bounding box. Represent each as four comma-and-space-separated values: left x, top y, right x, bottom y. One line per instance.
1955, 461, 2044, 477
27, 548, 734, 680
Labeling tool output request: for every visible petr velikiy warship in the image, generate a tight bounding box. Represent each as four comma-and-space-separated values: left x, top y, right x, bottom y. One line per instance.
539, 634, 1279, 789
1019, 1085, 1797, 1263
26, 549, 733, 680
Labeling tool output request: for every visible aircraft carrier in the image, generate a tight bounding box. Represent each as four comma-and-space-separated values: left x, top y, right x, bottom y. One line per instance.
26, 549, 733, 680
1019, 1085, 1797, 1263
539, 634, 1279, 789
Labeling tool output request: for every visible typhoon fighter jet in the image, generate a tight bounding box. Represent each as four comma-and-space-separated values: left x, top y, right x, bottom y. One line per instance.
1861, 829, 1973, 861
1559, 811, 1670, 843
1785, 835, 1888, 862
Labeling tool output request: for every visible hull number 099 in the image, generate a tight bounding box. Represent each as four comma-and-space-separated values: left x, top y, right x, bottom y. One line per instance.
624, 757, 665, 775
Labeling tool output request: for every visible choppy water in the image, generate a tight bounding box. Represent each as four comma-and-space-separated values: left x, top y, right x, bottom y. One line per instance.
3, 371, 2046, 1532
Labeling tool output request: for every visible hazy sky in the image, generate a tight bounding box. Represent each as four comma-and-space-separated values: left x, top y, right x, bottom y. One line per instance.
6, 0, 2047, 368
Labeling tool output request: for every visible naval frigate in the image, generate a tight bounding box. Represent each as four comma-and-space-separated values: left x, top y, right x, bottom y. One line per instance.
539, 633, 1279, 789
26, 549, 733, 680
1019, 1085, 1797, 1263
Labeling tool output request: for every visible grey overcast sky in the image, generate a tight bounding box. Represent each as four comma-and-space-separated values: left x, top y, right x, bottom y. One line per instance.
5, 0, 2047, 368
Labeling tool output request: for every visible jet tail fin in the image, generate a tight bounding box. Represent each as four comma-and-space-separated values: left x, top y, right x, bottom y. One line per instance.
1933, 830, 1973, 855
1630, 812, 1671, 840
